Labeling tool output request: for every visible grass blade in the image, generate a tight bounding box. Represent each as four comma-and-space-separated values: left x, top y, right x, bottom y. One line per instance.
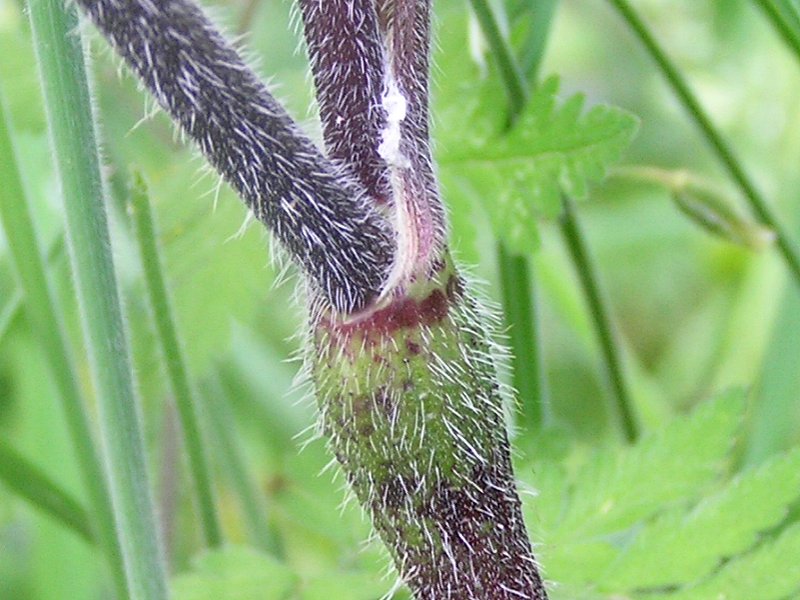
128, 172, 222, 548
0, 440, 94, 544
203, 374, 281, 555
0, 89, 126, 596
756, 0, 800, 66
27, 1, 168, 597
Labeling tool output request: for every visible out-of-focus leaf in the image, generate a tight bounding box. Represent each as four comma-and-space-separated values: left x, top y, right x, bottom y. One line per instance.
643, 523, 800, 600
302, 570, 393, 600
524, 390, 745, 584
172, 546, 296, 600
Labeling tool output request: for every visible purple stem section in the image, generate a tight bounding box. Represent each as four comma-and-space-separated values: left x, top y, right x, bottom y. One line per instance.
298, 0, 392, 206
75, 0, 394, 314
380, 0, 446, 275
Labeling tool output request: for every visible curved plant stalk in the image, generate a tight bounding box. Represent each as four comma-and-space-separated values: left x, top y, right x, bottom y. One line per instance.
73, 0, 548, 596
27, 2, 168, 598
0, 440, 94, 544
0, 89, 126, 597
560, 198, 638, 443
128, 173, 222, 548
607, 0, 800, 290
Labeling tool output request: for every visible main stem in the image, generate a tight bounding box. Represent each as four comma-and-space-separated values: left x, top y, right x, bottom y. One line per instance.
28, 2, 168, 598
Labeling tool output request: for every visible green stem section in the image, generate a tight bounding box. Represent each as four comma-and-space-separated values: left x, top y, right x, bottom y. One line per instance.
470, 0, 550, 428
756, 0, 800, 65
519, 0, 558, 81
0, 92, 126, 596
498, 243, 546, 429
560, 198, 638, 443
607, 0, 800, 290
28, 2, 168, 598
468, 0, 528, 119
128, 173, 222, 548
0, 440, 94, 544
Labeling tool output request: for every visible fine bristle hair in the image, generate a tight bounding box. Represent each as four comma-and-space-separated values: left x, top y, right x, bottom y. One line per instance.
74, 0, 395, 314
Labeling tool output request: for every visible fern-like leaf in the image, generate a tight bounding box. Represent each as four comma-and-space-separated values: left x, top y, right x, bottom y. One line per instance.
602, 448, 800, 590
438, 76, 639, 255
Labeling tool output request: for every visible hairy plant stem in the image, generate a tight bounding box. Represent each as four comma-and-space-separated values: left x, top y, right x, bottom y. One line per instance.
0, 90, 126, 596
128, 174, 222, 548
0, 440, 94, 544
303, 1, 547, 596
756, 0, 800, 65
608, 0, 800, 291
560, 198, 638, 443
312, 256, 547, 599
28, 2, 168, 598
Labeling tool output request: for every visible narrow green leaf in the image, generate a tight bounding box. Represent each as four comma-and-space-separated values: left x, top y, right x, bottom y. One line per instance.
28, 1, 168, 597
202, 375, 280, 555
0, 85, 126, 595
128, 172, 222, 548
0, 439, 94, 544
0, 289, 22, 344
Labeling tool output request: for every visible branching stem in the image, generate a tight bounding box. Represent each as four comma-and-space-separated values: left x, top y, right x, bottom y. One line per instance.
608, 0, 800, 290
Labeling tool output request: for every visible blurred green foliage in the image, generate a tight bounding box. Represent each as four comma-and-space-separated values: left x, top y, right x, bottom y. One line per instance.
1, 0, 800, 598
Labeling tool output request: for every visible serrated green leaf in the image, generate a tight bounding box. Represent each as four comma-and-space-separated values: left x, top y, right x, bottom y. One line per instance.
644, 523, 800, 600
171, 546, 297, 600
438, 76, 639, 255
556, 390, 744, 539
526, 391, 745, 584
602, 448, 800, 590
